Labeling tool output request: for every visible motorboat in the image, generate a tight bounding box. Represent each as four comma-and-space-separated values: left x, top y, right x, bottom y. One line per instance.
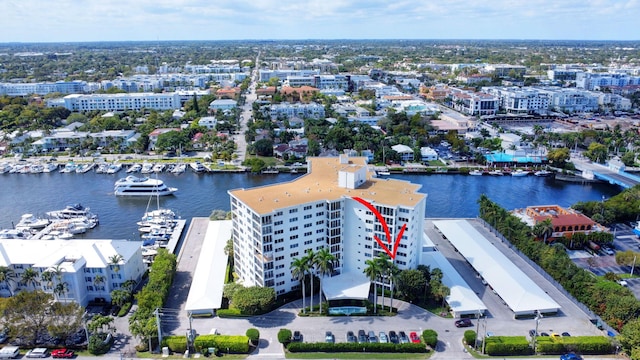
171, 163, 186, 174
59, 162, 77, 173
534, 170, 553, 177
140, 162, 154, 174
127, 164, 142, 173
106, 163, 123, 174
95, 163, 109, 174
28, 164, 44, 174
47, 203, 97, 220
50, 220, 88, 234
114, 176, 178, 196
41, 230, 74, 240
75, 163, 95, 173
376, 170, 391, 177
15, 213, 50, 231
0, 163, 12, 174
152, 163, 166, 173
189, 161, 207, 173
42, 163, 58, 173
469, 169, 483, 176
488, 170, 504, 176
0, 228, 30, 239
511, 169, 529, 177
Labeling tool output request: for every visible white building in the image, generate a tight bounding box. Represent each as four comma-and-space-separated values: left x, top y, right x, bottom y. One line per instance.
0, 239, 145, 306
450, 89, 499, 116
538, 88, 599, 113
198, 116, 218, 129
259, 69, 320, 82
209, 99, 238, 112
62, 92, 181, 112
483, 87, 551, 114
420, 147, 438, 161
267, 102, 325, 120
0, 81, 88, 96
392, 144, 414, 162
228, 156, 426, 308
576, 72, 640, 90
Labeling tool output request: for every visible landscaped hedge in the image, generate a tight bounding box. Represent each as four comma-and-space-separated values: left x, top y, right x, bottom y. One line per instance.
536, 336, 612, 355
278, 329, 292, 345
422, 329, 438, 348
162, 335, 188, 353
464, 330, 477, 346
216, 308, 245, 317
484, 336, 533, 356
246, 328, 260, 345
286, 342, 427, 353
193, 334, 249, 354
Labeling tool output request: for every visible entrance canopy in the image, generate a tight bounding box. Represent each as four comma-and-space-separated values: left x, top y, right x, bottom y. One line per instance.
322, 271, 370, 300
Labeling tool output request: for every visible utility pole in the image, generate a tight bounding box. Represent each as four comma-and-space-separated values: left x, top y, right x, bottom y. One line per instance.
533, 310, 542, 354
475, 310, 481, 350
188, 312, 194, 353
631, 255, 637, 276
154, 308, 162, 352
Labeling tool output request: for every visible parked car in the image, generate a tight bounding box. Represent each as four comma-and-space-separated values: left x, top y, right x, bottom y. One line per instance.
540, 332, 550, 337
529, 329, 538, 337
409, 332, 421, 343
26, 348, 49, 358
398, 331, 409, 344
357, 330, 367, 343
551, 333, 561, 340
379, 332, 388, 343
0, 346, 20, 359
0, 331, 7, 344
325, 331, 334, 343
561, 332, 571, 337
346, 331, 357, 343
292, 331, 302, 342
388, 331, 398, 344
51, 349, 74, 359
560, 353, 583, 360
368, 331, 378, 343
455, 318, 473, 327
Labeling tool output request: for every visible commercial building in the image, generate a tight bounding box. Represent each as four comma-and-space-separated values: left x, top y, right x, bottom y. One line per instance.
0, 239, 145, 306
483, 87, 551, 114
228, 155, 426, 312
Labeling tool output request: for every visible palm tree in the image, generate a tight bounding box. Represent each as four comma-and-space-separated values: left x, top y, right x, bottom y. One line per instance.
386, 262, 400, 312
55, 282, 69, 302
364, 258, 382, 314
20, 267, 39, 290
314, 248, 336, 315
109, 254, 124, 282
532, 219, 554, 243
375, 254, 393, 309
0, 266, 16, 296
41, 270, 54, 290
290, 257, 310, 314
94, 274, 106, 292
304, 249, 316, 312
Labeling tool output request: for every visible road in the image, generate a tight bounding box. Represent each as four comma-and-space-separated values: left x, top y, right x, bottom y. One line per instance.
232, 52, 260, 163
571, 154, 639, 188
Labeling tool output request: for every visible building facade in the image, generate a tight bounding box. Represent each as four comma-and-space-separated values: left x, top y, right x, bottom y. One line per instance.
0, 239, 145, 306
228, 156, 426, 296
62, 92, 181, 112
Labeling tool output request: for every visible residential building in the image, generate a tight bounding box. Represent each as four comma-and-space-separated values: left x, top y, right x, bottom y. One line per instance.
266, 102, 325, 120
148, 128, 181, 150
198, 116, 218, 129
576, 72, 640, 90
0, 239, 145, 306
519, 205, 607, 240
485, 64, 527, 78
392, 144, 414, 162
208, 99, 238, 112
259, 69, 320, 82
228, 155, 426, 300
483, 87, 551, 114
62, 92, 181, 112
450, 89, 498, 116
0, 81, 88, 96
538, 88, 599, 113
420, 147, 438, 162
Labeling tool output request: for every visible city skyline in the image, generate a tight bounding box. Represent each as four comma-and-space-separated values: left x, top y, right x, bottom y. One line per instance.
1, 0, 638, 43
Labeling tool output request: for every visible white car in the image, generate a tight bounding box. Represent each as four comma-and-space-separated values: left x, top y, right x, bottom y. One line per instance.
26, 348, 48, 358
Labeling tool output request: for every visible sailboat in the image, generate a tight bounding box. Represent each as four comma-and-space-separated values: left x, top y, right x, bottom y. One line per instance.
138, 173, 179, 232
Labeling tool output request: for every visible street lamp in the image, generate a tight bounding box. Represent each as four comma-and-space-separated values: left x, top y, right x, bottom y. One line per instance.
533, 310, 543, 353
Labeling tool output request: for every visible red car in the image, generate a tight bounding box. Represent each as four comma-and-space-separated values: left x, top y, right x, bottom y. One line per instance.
409, 332, 421, 343
51, 349, 75, 358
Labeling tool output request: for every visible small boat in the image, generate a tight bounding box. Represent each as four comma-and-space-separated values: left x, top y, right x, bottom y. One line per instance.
534, 170, 552, 177
190, 161, 207, 173
0, 163, 12, 174
60, 162, 77, 173
76, 163, 95, 173
106, 163, 123, 174
171, 163, 186, 174
127, 163, 142, 173
15, 213, 50, 231
0, 228, 30, 239
469, 169, 483, 176
140, 162, 154, 174
47, 203, 97, 220
95, 163, 109, 174
488, 170, 504, 176
152, 163, 166, 173
511, 169, 529, 177
42, 163, 58, 173
376, 171, 391, 177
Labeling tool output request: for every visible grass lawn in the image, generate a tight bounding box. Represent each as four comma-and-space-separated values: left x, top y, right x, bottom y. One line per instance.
285, 352, 431, 359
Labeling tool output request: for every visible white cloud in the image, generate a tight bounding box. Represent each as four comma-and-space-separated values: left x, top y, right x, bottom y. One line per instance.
0, 0, 638, 41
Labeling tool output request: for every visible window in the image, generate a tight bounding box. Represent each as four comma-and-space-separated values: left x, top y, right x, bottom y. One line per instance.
289, 208, 298, 214
290, 243, 299, 249
290, 217, 298, 222
304, 205, 312, 210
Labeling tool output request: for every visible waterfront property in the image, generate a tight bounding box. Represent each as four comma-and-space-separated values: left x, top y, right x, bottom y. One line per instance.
228, 155, 427, 312
515, 205, 607, 239
0, 239, 145, 306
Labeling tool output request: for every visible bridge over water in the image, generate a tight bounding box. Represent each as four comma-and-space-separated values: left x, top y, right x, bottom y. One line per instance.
572, 157, 640, 189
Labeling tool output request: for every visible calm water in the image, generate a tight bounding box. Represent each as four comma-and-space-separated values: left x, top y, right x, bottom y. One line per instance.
0, 171, 621, 240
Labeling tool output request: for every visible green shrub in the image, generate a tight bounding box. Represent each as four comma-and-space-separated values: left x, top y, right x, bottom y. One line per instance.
278, 329, 292, 345
163, 335, 188, 353
193, 334, 249, 354
286, 342, 427, 353
422, 329, 438, 348
536, 336, 612, 355
464, 330, 477, 346
117, 302, 132, 317
216, 308, 244, 317
484, 336, 533, 356
246, 328, 260, 344
87, 332, 113, 355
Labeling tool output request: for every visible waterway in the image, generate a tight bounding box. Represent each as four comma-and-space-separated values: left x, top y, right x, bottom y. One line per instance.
0, 171, 621, 240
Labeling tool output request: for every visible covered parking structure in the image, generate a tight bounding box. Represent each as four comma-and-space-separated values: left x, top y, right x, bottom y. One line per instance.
184, 220, 231, 316
433, 219, 560, 317
421, 233, 487, 318
322, 272, 370, 315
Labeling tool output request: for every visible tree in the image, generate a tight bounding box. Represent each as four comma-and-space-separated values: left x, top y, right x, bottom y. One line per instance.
3, 290, 53, 346
48, 301, 84, 343
364, 258, 382, 314
0, 266, 15, 296
93, 274, 106, 291
20, 267, 39, 290
547, 148, 570, 167
532, 219, 554, 243
304, 249, 317, 312
109, 254, 124, 274
232, 286, 275, 315
155, 131, 189, 152
110, 289, 130, 307
314, 248, 336, 315
290, 257, 310, 314
397, 269, 426, 303
252, 138, 274, 157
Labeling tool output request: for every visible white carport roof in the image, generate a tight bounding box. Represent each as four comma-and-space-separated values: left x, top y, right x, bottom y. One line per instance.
421, 248, 487, 317
185, 220, 231, 313
433, 219, 560, 316
322, 272, 371, 300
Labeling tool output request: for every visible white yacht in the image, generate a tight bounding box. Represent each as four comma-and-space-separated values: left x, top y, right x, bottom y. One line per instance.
190, 161, 207, 173
15, 213, 50, 231
114, 176, 178, 196
42, 163, 58, 173
76, 163, 95, 173
534, 170, 553, 177
59, 162, 77, 173
127, 163, 142, 173
469, 169, 483, 176
152, 163, 166, 173
106, 163, 123, 174
511, 169, 529, 177
0, 228, 30, 239
140, 162, 154, 174
171, 163, 186, 174
47, 203, 95, 219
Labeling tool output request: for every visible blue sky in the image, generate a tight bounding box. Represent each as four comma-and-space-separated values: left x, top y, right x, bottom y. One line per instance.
1, 0, 639, 42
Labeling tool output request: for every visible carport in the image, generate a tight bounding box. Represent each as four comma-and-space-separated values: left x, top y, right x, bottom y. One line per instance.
184, 220, 231, 316
433, 219, 560, 317
322, 272, 370, 315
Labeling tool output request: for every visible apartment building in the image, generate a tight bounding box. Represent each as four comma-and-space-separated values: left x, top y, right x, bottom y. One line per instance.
450, 89, 498, 116
0, 239, 145, 306
228, 156, 427, 297
259, 69, 320, 82
483, 87, 551, 114
266, 102, 325, 120
0, 81, 88, 96
538, 88, 599, 113
576, 72, 640, 90
62, 92, 181, 112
